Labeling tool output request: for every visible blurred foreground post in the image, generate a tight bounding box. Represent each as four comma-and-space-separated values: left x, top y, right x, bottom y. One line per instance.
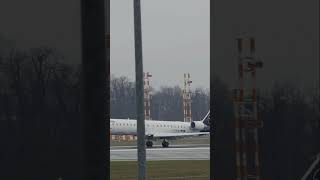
133, 0, 147, 179
80, 0, 107, 179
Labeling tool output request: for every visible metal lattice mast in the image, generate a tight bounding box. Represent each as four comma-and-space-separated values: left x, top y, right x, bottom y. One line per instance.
183, 73, 192, 122
234, 37, 263, 180
144, 72, 152, 120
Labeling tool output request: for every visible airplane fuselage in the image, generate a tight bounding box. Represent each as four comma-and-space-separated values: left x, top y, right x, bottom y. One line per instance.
110, 119, 200, 136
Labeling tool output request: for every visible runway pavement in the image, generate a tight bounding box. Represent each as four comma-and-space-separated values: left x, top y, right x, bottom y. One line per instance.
110, 145, 210, 161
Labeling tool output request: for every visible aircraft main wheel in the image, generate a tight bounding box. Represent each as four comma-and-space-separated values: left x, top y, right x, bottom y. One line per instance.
146, 141, 153, 148
162, 141, 169, 148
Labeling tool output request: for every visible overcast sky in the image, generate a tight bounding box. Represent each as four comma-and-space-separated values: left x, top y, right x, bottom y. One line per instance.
0, 0, 318, 91
111, 0, 210, 90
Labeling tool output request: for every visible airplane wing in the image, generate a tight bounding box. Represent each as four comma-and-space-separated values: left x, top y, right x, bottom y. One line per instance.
147, 132, 209, 140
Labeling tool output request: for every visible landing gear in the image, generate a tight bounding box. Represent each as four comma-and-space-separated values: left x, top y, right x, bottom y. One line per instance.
146, 140, 153, 148
162, 139, 169, 148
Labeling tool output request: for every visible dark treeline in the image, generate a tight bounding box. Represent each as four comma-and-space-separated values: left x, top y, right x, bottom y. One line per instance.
259, 82, 320, 179
110, 75, 210, 121
0, 47, 82, 179
213, 74, 320, 179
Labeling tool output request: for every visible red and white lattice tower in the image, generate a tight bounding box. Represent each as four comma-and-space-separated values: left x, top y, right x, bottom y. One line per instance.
183, 73, 192, 122
144, 72, 152, 120
233, 37, 263, 180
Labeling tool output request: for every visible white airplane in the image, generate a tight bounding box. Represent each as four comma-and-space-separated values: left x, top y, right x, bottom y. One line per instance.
110, 111, 210, 148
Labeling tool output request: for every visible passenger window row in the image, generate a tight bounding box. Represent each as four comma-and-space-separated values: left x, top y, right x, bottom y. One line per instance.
113, 123, 187, 129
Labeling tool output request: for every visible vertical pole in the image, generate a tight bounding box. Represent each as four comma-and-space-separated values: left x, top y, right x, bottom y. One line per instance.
106, 0, 110, 177
183, 73, 186, 122
80, 0, 107, 179
133, 0, 147, 179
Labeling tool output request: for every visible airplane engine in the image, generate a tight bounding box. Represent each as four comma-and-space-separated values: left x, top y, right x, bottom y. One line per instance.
190, 121, 205, 130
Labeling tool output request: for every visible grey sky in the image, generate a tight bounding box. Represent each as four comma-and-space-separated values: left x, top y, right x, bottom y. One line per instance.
0, 0, 81, 62
111, 0, 210, 90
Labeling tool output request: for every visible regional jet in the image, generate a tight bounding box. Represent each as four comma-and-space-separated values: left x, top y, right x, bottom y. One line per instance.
110, 111, 210, 148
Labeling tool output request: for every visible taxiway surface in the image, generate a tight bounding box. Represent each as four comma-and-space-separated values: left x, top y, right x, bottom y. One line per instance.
111, 145, 210, 161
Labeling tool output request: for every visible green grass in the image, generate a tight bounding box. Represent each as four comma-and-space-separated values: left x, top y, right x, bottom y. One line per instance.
111, 160, 210, 180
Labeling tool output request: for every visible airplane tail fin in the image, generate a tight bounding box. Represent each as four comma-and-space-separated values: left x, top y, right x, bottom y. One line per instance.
201, 111, 210, 126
